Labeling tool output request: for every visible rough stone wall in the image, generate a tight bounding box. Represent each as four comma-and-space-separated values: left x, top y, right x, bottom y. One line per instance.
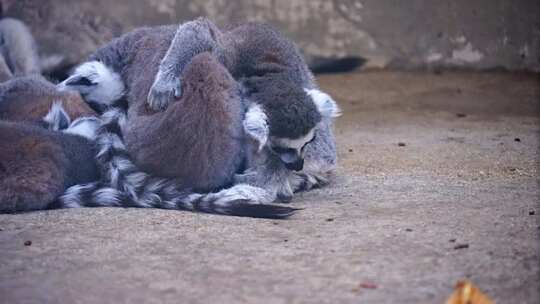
2, 0, 539, 71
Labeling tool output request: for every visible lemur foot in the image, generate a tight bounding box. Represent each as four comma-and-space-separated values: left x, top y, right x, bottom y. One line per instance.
147, 75, 182, 111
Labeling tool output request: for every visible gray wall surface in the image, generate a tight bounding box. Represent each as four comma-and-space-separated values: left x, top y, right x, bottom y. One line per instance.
2, 0, 539, 71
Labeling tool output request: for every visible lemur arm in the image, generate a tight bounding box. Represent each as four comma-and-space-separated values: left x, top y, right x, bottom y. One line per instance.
148, 18, 226, 111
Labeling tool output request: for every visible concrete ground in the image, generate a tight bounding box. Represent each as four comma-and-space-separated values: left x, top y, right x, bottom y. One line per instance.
1, 71, 538, 304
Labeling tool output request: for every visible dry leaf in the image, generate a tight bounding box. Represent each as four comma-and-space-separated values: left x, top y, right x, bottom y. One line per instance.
446, 280, 494, 304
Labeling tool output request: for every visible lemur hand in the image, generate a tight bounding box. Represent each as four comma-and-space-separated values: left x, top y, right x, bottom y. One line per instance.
234, 170, 294, 204
147, 74, 182, 111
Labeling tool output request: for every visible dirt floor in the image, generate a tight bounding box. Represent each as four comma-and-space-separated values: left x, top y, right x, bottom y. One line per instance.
1, 71, 538, 304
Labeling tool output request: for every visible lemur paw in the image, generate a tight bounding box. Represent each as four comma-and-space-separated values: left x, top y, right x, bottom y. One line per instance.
290, 172, 329, 193
147, 76, 181, 111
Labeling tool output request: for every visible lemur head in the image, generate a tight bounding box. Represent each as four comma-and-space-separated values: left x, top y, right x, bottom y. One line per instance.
243, 75, 340, 171
57, 61, 126, 113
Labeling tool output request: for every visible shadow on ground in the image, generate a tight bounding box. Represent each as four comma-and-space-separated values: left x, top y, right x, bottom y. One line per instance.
1, 71, 538, 303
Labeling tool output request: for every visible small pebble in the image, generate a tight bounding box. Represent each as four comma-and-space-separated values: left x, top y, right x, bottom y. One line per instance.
454, 244, 469, 250
283, 239, 288, 242
456, 113, 467, 118
326, 218, 335, 222
348, 148, 353, 152
24, 240, 32, 246
359, 283, 378, 289
449, 239, 456, 243
397, 142, 406, 147
405, 228, 413, 232
529, 210, 535, 215
514, 138, 521, 142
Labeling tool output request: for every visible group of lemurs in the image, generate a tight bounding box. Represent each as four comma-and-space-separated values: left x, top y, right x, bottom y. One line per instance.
0, 17, 340, 219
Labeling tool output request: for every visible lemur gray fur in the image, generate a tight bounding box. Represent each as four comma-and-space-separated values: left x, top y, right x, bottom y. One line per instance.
59, 19, 339, 215
0, 18, 40, 78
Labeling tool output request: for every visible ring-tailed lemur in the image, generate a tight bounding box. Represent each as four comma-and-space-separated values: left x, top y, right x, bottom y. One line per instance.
146, 18, 341, 201
0, 100, 101, 213
59, 19, 339, 216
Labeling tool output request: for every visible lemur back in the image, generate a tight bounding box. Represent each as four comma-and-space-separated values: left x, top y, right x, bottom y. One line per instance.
124, 50, 246, 192
0, 75, 95, 125
0, 121, 99, 213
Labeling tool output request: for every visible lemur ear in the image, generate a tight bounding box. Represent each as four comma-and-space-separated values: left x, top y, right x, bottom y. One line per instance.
305, 89, 342, 118
243, 103, 269, 151
42, 101, 71, 131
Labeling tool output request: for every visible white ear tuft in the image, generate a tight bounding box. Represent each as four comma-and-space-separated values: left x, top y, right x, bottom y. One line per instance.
64, 116, 102, 140
305, 89, 341, 118
43, 101, 71, 130
243, 103, 269, 152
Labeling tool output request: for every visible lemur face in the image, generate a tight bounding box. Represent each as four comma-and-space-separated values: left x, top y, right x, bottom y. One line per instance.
269, 128, 316, 171
58, 61, 126, 113
243, 88, 340, 172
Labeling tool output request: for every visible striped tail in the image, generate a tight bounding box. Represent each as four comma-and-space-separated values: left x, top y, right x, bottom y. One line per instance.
59, 107, 298, 219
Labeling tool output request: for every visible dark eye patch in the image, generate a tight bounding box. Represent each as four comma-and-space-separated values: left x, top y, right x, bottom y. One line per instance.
65, 76, 96, 87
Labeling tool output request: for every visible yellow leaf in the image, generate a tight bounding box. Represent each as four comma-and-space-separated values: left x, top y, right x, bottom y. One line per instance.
445, 280, 494, 304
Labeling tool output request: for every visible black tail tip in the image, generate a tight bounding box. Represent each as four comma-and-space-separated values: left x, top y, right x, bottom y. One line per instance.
227, 203, 302, 219
308, 56, 366, 74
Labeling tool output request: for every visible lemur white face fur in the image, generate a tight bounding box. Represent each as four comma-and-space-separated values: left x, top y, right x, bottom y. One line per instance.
58, 61, 126, 111
244, 88, 340, 171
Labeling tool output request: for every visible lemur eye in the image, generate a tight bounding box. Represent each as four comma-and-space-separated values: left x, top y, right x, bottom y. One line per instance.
301, 134, 317, 152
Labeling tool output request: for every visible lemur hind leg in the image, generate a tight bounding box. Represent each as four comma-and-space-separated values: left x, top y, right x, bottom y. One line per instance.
0, 18, 41, 77
0, 122, 65, 212
124, 52, 245, 192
